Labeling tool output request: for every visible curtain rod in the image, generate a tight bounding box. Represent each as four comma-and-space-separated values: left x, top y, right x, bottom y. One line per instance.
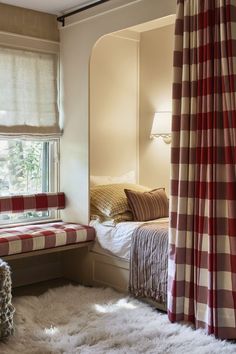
57, 0, 112, 26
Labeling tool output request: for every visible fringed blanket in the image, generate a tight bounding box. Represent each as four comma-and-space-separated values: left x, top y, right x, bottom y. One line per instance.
129, 222, 168, 305
0, 259, 14, 339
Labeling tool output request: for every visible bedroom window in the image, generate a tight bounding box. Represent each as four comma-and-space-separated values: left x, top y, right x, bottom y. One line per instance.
0, 139, 59, 224
0, 46, 61, 224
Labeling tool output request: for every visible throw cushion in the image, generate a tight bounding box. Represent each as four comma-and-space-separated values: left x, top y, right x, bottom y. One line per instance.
124, 188, 169, 221
90, 183, 149, 218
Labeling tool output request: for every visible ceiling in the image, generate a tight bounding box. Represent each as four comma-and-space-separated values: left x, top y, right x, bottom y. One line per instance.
0, 0, 100, 15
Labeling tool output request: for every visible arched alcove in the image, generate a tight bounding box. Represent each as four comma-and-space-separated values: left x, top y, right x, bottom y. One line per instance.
60, 0, 176, 224
89, 15, 175, 203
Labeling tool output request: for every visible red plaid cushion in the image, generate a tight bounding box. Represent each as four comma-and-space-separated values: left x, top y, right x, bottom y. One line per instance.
0, 222, 95, 256
0, 193, 65, 214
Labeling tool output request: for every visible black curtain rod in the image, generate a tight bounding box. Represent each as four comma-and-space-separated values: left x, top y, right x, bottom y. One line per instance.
57, 0, 111, 26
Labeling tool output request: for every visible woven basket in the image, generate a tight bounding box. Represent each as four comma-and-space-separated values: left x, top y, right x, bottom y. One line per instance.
0, 259, 14, 339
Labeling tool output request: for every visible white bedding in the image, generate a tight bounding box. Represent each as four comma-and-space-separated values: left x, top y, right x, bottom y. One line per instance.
90, 217, 169, 261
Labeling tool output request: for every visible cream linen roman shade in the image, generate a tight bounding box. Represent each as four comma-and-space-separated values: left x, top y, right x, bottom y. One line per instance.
0, 46, 60, 138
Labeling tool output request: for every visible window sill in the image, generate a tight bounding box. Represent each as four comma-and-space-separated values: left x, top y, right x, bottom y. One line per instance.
0, 218, 62, 229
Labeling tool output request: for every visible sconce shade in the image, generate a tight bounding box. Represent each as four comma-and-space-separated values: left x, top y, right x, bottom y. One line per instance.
150, 111, 172, 143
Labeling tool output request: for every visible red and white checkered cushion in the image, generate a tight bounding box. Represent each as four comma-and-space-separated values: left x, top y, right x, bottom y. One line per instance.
0, 192, 65, 214
0, 222, 95, 256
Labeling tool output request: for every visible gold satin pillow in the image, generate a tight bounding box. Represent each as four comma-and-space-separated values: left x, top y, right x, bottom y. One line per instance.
90, 183, 149, 218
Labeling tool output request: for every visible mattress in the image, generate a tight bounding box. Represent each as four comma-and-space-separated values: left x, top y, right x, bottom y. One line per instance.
90, 217, 169, 260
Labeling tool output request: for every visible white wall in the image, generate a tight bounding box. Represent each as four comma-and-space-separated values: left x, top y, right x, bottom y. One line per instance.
60, 0, 176, 223
90, 31, 139, 177
139, 24, 175, 195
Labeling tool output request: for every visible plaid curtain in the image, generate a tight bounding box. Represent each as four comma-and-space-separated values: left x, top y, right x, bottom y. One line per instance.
168, 0, 236, 339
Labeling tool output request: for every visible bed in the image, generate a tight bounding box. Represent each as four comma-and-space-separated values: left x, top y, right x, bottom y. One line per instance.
86, 179, 169, 311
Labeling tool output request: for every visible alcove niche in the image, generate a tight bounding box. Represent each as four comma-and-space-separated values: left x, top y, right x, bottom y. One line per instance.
89, 15, 175, 196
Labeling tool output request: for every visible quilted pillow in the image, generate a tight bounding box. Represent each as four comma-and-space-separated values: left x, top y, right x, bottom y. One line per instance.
90, 183, 149, 218
124, 188, 169, 221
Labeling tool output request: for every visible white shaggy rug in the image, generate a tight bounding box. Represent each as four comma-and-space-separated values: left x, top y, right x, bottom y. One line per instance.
0, 285, 235, 354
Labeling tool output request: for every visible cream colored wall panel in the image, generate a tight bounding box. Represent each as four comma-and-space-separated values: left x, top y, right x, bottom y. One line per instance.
8, 253, 62, 288
92, 253, 129, 292
60, 25, 92, 223
90, 34, 139, 177
62, 246, 94, 285
62, 248, 129, 290
139, 24, 175, 195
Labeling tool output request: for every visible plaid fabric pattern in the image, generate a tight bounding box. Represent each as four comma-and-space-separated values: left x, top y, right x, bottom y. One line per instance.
0, 222, 95, 256
0, 193, 65, 214
168, 0, 236, 339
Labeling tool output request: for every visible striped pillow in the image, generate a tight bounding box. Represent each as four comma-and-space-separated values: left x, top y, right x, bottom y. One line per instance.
124, 188, 169, 221
90, 183, 149, 218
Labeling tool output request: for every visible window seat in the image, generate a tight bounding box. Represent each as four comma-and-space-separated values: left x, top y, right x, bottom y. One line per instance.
0, 221, 96, 260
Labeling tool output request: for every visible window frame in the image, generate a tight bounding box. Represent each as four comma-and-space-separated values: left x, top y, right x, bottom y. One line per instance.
0, 138, 60, 226
0, 37, 60, 227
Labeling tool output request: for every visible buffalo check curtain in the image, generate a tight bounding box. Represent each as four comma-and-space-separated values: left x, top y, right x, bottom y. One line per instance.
168, 0, 236, 339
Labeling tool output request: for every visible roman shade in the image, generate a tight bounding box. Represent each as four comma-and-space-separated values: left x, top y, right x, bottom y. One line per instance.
0, 46, 60, 138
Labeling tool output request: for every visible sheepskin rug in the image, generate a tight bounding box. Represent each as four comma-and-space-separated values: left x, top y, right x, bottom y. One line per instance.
0, 285, 235, 354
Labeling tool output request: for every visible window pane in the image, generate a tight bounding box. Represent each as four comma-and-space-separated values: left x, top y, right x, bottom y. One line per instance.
0, 211, 49, 224
0, 139, 57, 224
0, 140, 48, 196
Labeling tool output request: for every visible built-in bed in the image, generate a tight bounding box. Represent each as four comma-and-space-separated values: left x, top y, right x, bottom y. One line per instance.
89, 218, 168, 311
86, 180, 169, 310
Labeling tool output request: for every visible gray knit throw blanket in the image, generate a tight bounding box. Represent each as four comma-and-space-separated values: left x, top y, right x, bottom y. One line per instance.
0, 259, 14, 339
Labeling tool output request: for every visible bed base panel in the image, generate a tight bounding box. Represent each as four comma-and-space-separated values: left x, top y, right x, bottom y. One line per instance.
76, 250, 166, 311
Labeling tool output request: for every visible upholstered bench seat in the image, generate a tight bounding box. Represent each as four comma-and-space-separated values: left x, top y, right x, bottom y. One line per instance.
0, 222, 95, 257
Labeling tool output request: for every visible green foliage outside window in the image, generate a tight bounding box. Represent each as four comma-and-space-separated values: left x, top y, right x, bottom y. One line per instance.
0, 140, 49, 222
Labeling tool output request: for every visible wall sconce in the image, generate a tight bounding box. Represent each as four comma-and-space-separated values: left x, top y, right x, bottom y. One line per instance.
150, 111, 172, 144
